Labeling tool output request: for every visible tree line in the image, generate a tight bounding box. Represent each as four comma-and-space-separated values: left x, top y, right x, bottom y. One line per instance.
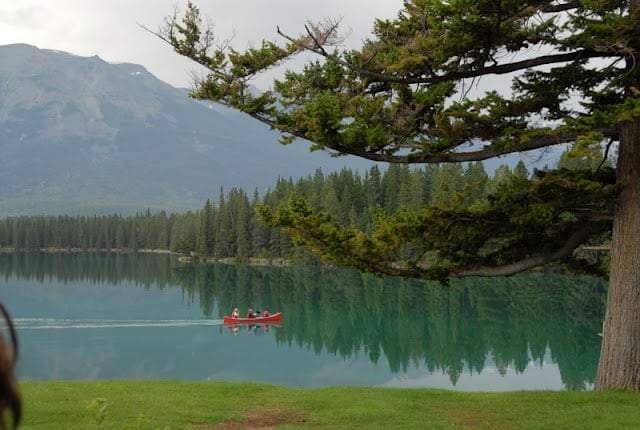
0, 160, 535, 259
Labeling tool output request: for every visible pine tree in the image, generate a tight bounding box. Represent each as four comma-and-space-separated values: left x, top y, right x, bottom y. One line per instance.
159, 0, 640, 390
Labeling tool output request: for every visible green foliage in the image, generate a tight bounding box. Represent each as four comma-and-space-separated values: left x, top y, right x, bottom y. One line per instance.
558, 140, 615, 171
0, 156, 614, 278
1, 162, 533, 265
152, 0, 636, 279
260, 167, 615, 279
159, 1, 635, 163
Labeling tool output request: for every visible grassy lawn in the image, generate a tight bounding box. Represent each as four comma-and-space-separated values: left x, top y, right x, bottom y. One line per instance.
19, 381, 640, 429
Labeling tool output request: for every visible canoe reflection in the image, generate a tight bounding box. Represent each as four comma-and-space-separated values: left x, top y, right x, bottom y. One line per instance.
224, 322, 282, 334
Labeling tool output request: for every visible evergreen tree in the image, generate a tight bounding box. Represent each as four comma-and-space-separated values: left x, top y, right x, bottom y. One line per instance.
197, 199, 216, 257
364, 165, 383, 209
460, 162, 489, 208
230, 188, 252, 259
309, 168, 326, 209
171, 211, 199, 255
250, 188, 269, 256
430, 163, 464, 207
381, 164, 411, 213
512, 160, 530, 181
159, 0, 640, 390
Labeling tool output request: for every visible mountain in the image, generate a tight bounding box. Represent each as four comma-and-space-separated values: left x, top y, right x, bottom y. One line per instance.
0, 44, 373, 216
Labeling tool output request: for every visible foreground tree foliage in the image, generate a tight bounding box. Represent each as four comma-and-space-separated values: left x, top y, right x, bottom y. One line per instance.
158, 1, 640, 390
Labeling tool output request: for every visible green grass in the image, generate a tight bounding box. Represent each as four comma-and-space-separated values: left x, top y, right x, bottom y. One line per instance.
19, 381, 640, 429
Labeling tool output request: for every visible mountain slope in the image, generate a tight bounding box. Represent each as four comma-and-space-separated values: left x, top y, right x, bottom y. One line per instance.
0, 44, 372, 216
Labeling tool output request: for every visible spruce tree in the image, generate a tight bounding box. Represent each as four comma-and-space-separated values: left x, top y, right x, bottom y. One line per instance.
158, 0, 640, 388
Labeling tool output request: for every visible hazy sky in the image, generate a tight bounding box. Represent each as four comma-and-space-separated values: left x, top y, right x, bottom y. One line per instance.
0, 0, 401, 88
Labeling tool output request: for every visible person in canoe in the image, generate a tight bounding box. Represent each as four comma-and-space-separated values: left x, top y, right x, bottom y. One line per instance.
262, 309, 270, 317
246, 308, 256, 318
231, 308, 240, 319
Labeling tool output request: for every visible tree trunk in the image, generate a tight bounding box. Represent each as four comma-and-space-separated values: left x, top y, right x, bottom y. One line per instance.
595, 119, 640, 391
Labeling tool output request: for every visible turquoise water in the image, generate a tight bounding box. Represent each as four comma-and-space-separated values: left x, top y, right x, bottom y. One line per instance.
0, 253, 606, 390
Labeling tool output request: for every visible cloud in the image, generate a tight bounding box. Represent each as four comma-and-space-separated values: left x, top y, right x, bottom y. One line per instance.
0, 2, 43, 27
0, 1, 402, 88
0, 2, 53, 42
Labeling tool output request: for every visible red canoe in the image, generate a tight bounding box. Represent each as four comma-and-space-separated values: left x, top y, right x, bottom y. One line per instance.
223, 312, 283, 324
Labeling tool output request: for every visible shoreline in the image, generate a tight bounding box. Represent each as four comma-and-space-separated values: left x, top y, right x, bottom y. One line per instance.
0, 247, 291, 267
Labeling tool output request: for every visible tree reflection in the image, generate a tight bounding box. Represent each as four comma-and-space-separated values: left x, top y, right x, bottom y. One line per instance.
173, 263, 606, 390
0, 253, 605, 389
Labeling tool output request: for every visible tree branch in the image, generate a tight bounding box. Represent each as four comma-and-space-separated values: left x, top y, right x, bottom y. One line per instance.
540, 1, 582, 13
276, 26, 611, 86
319, 127, 619, 163
452, 223, 593, 277
244, 117, 618, 163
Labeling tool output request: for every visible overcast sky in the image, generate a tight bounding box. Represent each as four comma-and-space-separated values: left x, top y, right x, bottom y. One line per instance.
0, 0, 401, 88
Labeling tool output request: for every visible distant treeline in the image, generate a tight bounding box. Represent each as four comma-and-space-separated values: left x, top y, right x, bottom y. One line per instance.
0, 161, 531, 259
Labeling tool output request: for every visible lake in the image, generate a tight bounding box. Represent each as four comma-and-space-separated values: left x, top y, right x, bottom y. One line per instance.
0, 252, 606, 390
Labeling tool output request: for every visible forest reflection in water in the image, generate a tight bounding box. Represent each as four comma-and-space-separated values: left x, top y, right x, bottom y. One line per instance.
0, 252, 606, 390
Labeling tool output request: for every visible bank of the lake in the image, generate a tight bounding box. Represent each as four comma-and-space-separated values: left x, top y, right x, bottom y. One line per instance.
0, 247, 294, 266
19, 381, 640, 429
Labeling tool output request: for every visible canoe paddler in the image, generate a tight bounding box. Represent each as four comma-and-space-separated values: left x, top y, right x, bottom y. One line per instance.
231, 308, 239, 319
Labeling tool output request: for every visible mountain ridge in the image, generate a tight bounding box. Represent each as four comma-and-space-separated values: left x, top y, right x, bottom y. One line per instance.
0, 43, 373, 216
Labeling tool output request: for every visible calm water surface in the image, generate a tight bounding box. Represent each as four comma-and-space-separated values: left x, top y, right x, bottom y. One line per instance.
0, 253, 606, 390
